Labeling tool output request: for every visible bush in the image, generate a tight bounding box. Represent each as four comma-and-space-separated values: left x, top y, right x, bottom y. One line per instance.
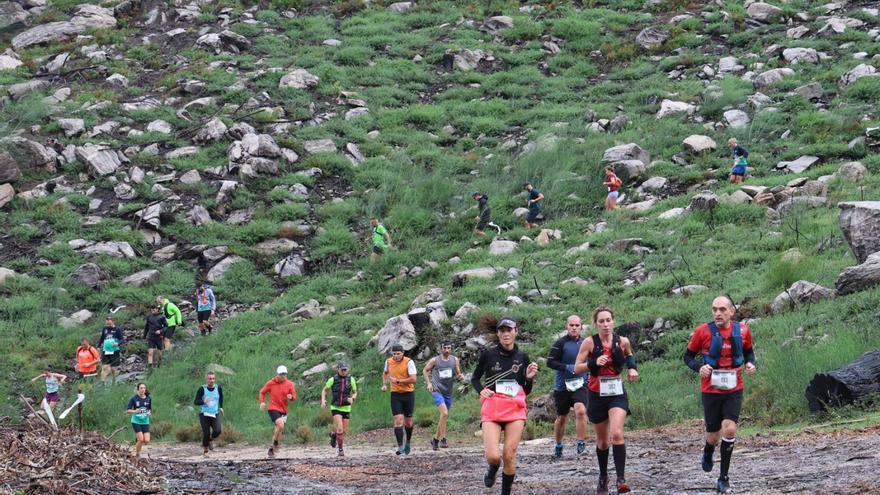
312, 408, 333, 427
151, 421, 175, 440
269, 203, 309, 222
414, 406, 436, 428
175, 423, 202, 443
294, 425, 314, 444
216, 423, 245, 447
310, 220, 359, 262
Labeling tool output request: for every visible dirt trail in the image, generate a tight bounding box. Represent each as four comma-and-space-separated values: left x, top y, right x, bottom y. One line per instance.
147, 422, 880, 494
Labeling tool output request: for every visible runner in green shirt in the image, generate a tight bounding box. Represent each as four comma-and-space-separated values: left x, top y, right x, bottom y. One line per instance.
321, 362, 358, 457
370, 218, 392, 262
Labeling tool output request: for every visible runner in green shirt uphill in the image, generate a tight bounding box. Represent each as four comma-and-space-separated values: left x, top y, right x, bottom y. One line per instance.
194, 371, 224, 456
98, 317, 124, 384
156, 296, 182, 351
370, 218, 392, 262
126, 383, 152, 458
321, 362, 357, 457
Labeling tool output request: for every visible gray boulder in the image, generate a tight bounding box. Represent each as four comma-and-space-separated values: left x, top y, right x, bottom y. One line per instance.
12, 4, 116, 50
484, 15, 513, 30
279, 68, 320, 90
206, 256, 244, 283
489, 239, 517, 255
254, 238, 298, 256
723, 109, 750, 129
776, 196, 827, 217
782, 47, 818, 64
636, 27, 669, 50
134, 202, 162, 229
839, 201, 880, 263
0, 183, 13, 209
0, 2, 28, 33
840, 64, 877, 87
377, 314, 417, 353
123, 269, 160, 287
194, 117, 227, 143
387, 2, 414, 13
0, 151, 21, 183
1, 137, 57, 171
612, 160, 646, 181
836, 252, 880, 295
59, 309, 93, 329
777, 155, 819, 173
76, 144, 122, 177
754, 68, 795, 88
747, 2, 784, 22
771, 280, 834, 313
302, 363, 329, 378
689, 190, 719, 210
81, 241, 136, 259
58, 118, 85, 137
602, 143, 650, 165
0, 267, 17, 286
275, 254, 306, 278
71, 263, 109, 290
682, 135, 717, 153
303, 139, 336, 154
835, 162, 867, 182
656, 99, 695, 119
188, 205, 212, 226
793, 82, 823, 100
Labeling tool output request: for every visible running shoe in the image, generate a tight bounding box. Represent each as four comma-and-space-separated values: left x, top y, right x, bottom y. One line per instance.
716, 477, 733, 493
702, 449, 714, 472
395, 446, 404, 455
596, 475, 608, 495
484, 465, 499, 487
431, 438, 439, 451
329, 432, 337, 448
208, 442, 214, 451
616, 478, 631, 494
338, 448, 345, 457
267, 447, 275, 459
576, 440, 586, 455
439, 437, 448, 448
404, 443, 411, 455
554, 443, 563, 459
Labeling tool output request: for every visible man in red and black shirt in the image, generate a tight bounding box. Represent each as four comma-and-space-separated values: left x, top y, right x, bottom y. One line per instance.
684, 296, 756, 494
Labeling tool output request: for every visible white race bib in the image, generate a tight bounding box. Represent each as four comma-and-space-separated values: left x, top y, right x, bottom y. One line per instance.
203, 412, 216, 418
565, 377, 584, 392
495, 379, 520, 397
599, 377, 624, 397
711, 370, 737, 390
438, 369, 453, 379
105, 349, 115, 355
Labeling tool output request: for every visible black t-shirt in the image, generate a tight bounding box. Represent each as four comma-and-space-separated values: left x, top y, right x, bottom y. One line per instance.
528, 189, 542, 211
471, 344, 533, 395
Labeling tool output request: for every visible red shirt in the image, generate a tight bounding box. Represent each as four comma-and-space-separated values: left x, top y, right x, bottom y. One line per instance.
586, 344, 622, 393
687, 322, 753, 394
258, 377, 297, 413
607, 174, 621, 192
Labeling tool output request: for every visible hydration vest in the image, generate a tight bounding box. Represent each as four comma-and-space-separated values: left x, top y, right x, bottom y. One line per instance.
704, 321, 744, 368
330, 375, 354, 407
591, 334, 625, 375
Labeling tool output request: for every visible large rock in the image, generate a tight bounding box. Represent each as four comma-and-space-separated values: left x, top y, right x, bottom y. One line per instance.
836, 252, 880, 295
840, 64, 877, 87
58, 118, 85, 137
279, 68, 320, 90
59, 309, 93, 329
81, 241, 136, 258
489, 239, 517, 255
0, 267, 17, 286
754, 68, 795, 88
303, 139, 336, 154
0, 2, 28, 33
771, 280, 834, 313
0, 151, 20, 183
777, 155, 819, 173
782, 47, 818, 64
206, 256, 244, 283
254, 238, 298, 256
188, 205, 212, 226
656, 99, 695, 119
194, 117, 227, 143
636, 27, 669, 50
793, 82, 823, 100
682, 135, 717, 153
71, 263, 108, 290
839, 202, 880, 264
302, 362, 330, 378
387, 1, 414, 13
689, 191, 719, 210
241, 133, 281, 158
123, 269, 160, 287
602, 143, 649, 165
776, 196, 826, 217
612, 160, 646, 180
1, 137, 56, 171
377, 315, 417, 353
12, 4, 116, 50
76, 144, 122, 177
723, 109, 750, 129
484, 15, 513, 30
0, 183, 13, 209
747, 2, 784, 22
835, 162, 867, 182
453, 267, 498, 281
134, 202, 162, 229
274, 254, 306, 278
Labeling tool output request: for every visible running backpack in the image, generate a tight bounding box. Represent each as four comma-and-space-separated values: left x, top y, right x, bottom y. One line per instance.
590, 334, 626, 375
704, 322, 743, 368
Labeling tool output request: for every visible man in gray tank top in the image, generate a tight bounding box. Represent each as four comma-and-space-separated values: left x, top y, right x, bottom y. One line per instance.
422, 341, 466, 450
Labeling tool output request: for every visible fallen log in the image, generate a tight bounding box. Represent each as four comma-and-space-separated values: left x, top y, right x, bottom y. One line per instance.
805, 351, 880, 413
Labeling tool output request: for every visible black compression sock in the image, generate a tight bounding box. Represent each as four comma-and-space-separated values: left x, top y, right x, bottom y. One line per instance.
596, 447, 609, 477
612, 444, 626, 480
720, 437, 735, 479
404, 426, 413, 444
501, 473, 515, 495
704, 441, 716, 456
394, 427, 404, 447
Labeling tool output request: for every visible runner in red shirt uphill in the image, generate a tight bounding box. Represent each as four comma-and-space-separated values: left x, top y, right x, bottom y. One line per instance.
684, 296, 757, 494
258, 365, 297, 458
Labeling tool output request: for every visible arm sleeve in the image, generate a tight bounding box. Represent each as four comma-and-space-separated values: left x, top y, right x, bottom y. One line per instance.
174, 305, 183, 325
98, 330, 105, 347
351, 378, 357, 392
587, 348, 600, 375
258, 381, 270, 402
209, 290, 216, 310
117, 328, 124, 346
684, 349, 701, 372
471, 352, 486, 393
143, 321, 149, 339
743, 328, 756, 365
127, 397, 135, 410
194, 386, 205, 406
218, 386, 224, 407
546, 339, 565, 372
383, 360, 389, 373
324, 377, 333, 389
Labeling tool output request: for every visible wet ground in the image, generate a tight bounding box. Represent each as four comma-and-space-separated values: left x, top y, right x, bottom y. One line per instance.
150, 422, 880, 494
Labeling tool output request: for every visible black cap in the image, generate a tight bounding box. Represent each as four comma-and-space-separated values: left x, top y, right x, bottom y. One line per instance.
497, 317, 518, 329
337, 362, 349, 370
472, 191, 481, 197
391, 344, 404, 352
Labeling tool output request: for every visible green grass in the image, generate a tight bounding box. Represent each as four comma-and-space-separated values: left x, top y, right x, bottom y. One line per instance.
3, 0, 880, 445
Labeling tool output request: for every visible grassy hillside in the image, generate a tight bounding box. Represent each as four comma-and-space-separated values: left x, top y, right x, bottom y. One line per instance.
1, 0, 879, 445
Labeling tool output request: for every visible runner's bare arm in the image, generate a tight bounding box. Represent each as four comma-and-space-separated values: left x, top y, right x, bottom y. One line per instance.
573, 338, 594, 375
621, 337, 639, 382
454, 358, 465, 381
422, 358, 436, 388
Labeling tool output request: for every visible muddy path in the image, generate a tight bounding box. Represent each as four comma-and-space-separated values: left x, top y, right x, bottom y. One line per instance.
146, 422, 880, 494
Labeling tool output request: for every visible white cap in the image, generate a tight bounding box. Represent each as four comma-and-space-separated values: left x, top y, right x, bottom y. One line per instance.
276, 365, 288, 375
